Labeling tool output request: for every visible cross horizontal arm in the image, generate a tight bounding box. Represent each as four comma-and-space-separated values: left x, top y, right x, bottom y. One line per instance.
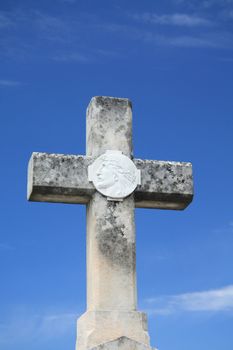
27, 152, 93, 204
28, 152, 193, 210
134, 158, 193, 210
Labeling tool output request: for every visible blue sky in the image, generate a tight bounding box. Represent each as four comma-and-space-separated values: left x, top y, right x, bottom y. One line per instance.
0, 0, 233, 349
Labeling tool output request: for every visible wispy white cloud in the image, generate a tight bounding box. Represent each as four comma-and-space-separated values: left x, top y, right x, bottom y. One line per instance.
145, 285, 233, 315
32, 11, 73, 43
165, 34, 225, 48
174, 0, 233, 10
213, 221, 233, 235
170, 35, 214, 47
202, 0, 233, 8
94, 48, 124, 58
143, 31, 233, 48
0, 309, 78, 345
0, 80, 22, 87
52, 52, 92, 63
100, 21, 233, 49
220, 8, 233, 20
132, 13, 212, 27
0, 6, 232, 64
59, 0, 76, 3
0, 9, 78, 59
37, 312, 77, 338
0, 9, 122, 63
52, 48, 122, 63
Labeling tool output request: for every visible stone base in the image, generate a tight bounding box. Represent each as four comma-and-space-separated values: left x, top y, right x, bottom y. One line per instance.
76, 311, 152, 350
88, 336, 155, 350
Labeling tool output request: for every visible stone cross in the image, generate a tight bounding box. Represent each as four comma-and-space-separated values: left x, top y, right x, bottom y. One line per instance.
27, 96, 193, 350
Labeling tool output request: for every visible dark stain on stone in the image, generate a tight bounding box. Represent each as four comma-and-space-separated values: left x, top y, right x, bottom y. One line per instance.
116, 125, 125, 134
96, 202, 135, 271
94, 96, 131, 111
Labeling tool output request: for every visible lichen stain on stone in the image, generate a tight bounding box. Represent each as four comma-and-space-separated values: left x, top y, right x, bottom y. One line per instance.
116, 124, 125, 134
97, 226, 135, 271
96, 202, 135, 271
94, 96, 130, 110
125, 130, 132, 150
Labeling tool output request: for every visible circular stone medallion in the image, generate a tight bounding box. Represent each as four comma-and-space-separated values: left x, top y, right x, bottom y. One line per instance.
88, 150, 141, 200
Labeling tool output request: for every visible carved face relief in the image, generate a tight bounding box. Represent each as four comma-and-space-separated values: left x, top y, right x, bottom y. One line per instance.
88, 150, 141, 200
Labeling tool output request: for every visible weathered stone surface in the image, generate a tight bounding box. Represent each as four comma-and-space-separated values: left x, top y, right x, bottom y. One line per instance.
135, 158, 193, 209
77, 312, 151, 350
88, 337, 154, 350
86, 193, 136, 312
27, 152, 94, 204
85, 97, 137, 314
28, 153, 193, 209
86, 96, 132, 158
95, 338, 154, 350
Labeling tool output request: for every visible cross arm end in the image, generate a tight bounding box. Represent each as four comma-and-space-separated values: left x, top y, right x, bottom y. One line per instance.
27, 152, 95, 204
134, 158, 194, 210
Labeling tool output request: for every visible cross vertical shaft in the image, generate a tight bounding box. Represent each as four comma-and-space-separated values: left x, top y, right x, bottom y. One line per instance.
86, 97, 136, 311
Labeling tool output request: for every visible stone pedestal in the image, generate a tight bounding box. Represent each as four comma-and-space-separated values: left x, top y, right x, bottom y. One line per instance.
76, 311, 152, 350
